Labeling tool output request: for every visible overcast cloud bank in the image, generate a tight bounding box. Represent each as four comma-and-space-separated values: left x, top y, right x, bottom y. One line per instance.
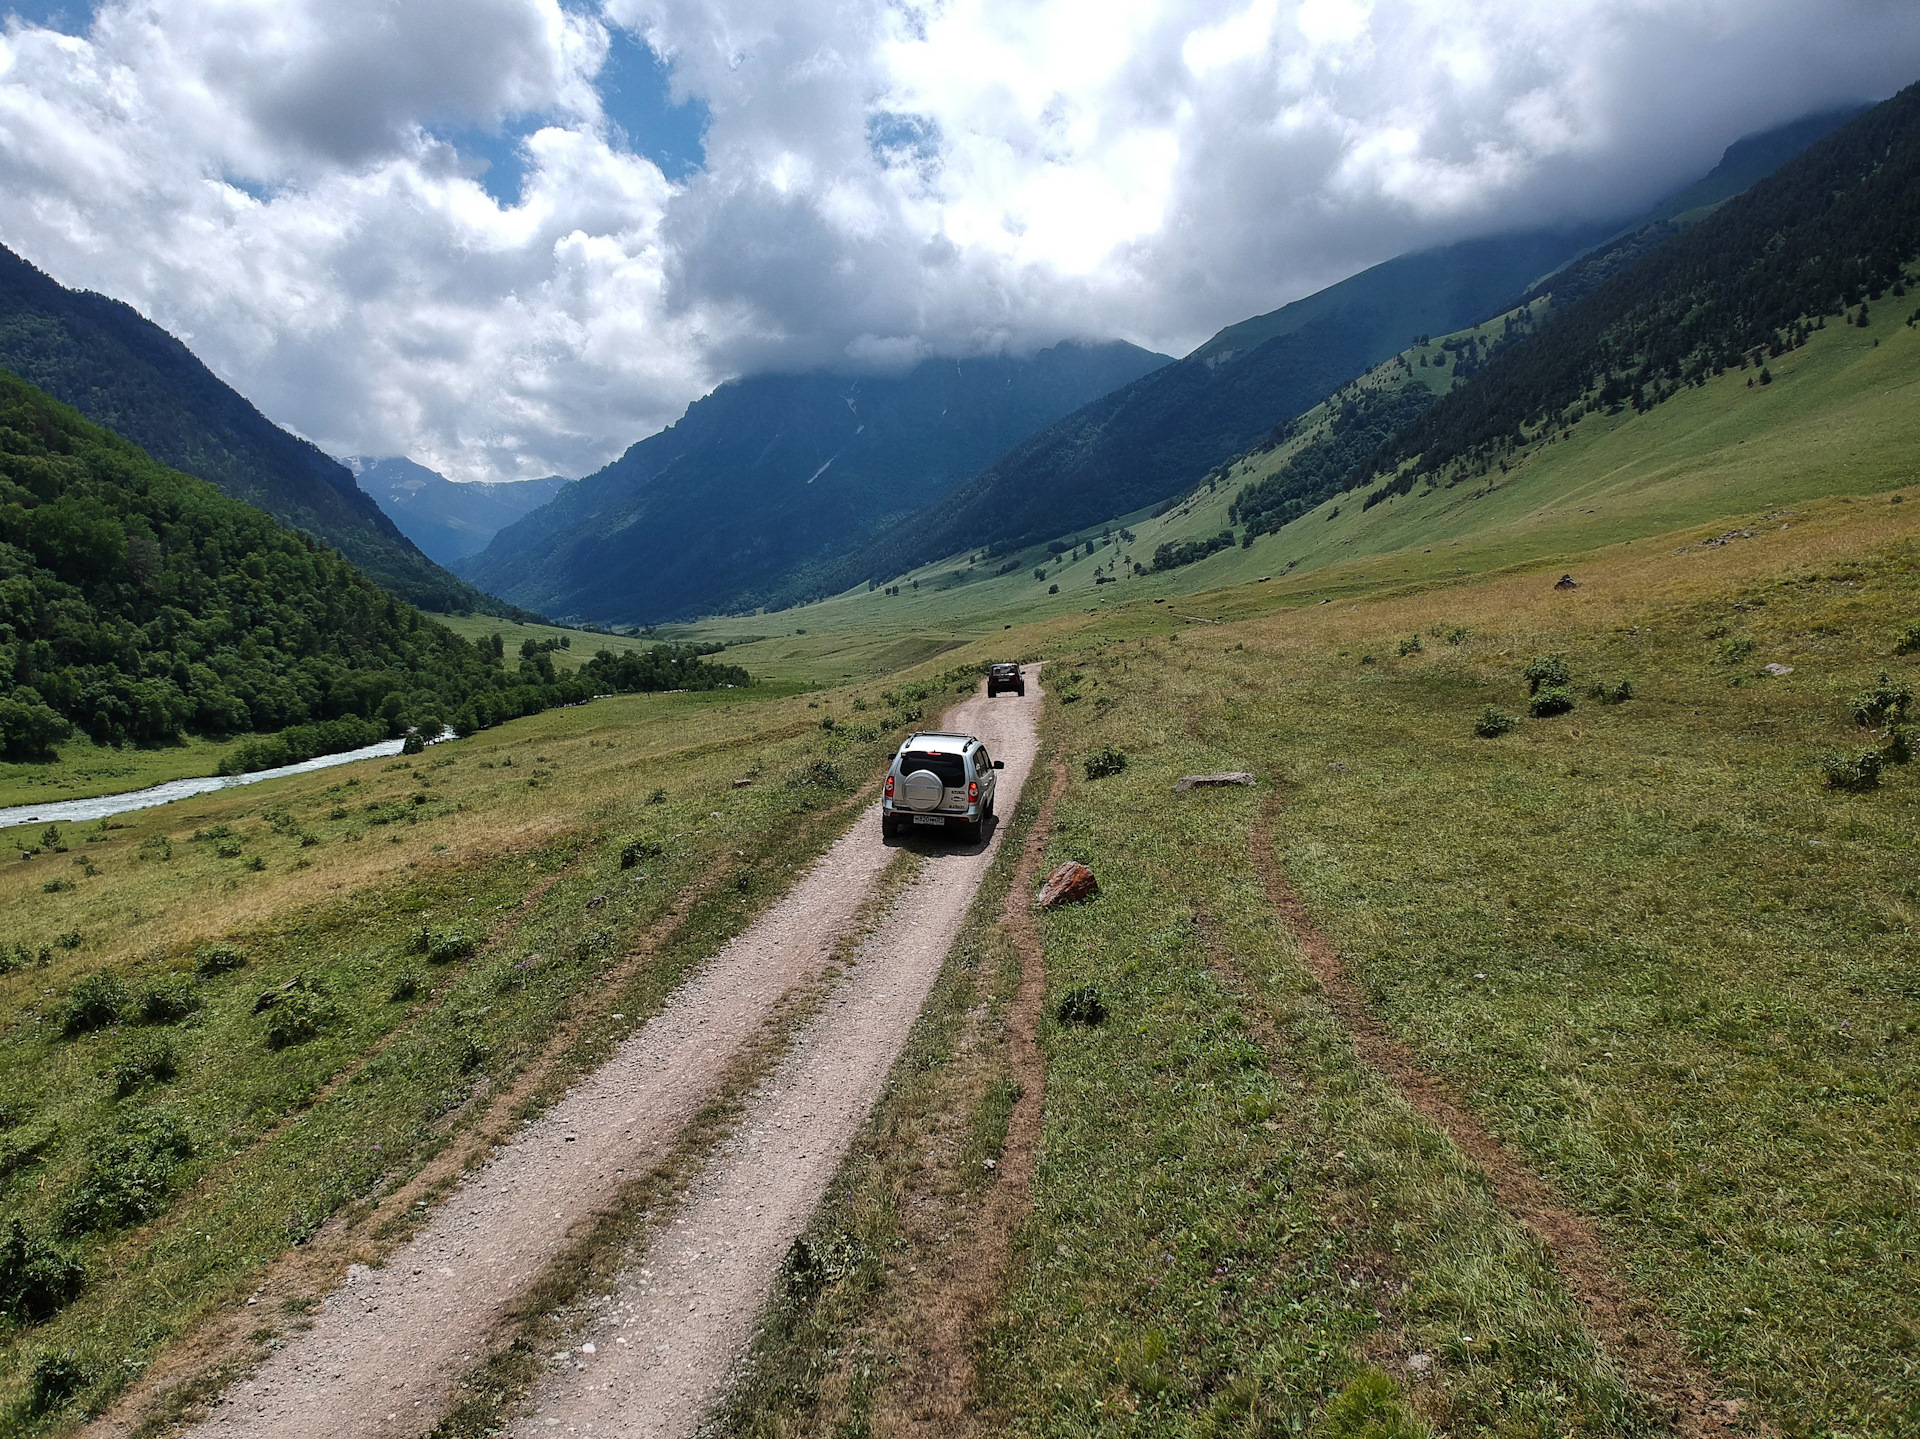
0, 0, 1916, 482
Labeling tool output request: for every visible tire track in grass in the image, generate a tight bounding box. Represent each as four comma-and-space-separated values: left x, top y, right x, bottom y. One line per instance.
880, 750, 1066, 1436
1250, 789, 1756, 1438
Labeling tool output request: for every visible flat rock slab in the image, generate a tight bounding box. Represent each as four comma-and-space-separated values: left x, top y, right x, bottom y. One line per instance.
1037, 861, 1097, 909
1174, 772, 1256, 792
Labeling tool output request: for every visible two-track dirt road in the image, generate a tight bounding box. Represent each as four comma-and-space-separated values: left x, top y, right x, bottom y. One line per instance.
177, 674, 1044, 1439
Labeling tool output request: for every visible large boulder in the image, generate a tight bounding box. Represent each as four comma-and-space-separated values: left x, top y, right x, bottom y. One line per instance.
1173, 772, 1256, 792
1037, 861, 1098, 909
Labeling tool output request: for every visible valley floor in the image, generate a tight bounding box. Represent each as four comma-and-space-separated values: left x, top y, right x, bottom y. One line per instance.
0, 488, 1912, 1439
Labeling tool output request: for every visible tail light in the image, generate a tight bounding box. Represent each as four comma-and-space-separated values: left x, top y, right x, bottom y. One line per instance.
968, 780, 979, 802
885, 774, 894, 798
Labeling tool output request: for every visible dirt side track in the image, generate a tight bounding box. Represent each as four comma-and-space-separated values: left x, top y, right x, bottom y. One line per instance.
167, 680, 1044, 1439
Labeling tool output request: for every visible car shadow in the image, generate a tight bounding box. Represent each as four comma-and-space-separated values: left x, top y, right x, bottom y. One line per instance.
881, 809, 998, 855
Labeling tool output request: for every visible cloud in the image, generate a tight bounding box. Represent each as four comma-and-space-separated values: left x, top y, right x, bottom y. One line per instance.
0, 0, 1915, 482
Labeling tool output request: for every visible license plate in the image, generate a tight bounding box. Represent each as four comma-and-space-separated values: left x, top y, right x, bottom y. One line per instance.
912, 814, 947, 826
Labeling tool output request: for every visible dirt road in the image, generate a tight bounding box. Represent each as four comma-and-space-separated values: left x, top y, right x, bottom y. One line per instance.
179, 676, 1043, 1439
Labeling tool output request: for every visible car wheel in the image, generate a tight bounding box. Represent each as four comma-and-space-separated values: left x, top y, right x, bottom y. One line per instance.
881, 814, 900, 839
1016, 683, 1026, 696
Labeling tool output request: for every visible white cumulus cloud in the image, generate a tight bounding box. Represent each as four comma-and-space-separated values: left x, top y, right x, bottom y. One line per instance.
0, 0, 1915, 482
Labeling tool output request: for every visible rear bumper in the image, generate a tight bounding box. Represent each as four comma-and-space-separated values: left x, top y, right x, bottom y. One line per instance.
883, 801, 979, 819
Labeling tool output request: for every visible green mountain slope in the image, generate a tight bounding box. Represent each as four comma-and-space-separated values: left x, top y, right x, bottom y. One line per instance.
351, 456, 570, 566
0, 370, 693, 763
0, 245, 502, 615
458, 342, 1170, 624
819, 228, 1613, 594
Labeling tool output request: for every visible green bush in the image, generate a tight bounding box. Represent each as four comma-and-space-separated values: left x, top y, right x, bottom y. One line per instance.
1529, 687, 1575, 718
1056, 986, 1108, 1026
27, 1348, 93, 1415
388, 967, 424, 1003
1821, 748, 1884, 792
1885, 724, 1915, 766
785, 759, 848, 791
1893, 622, 1920, 655
1714, 635, 1757, 665
1850, 672, 1914, 727
263, 985, 339, 1049
61, 972, 128, 1037
1397, 635, 1423, 656
41, 877, 74, 894
111, 1036, 178, 1096
426, 931, 476, 965
647, 787, 667, 805
213, 837, 244, 859
1445, 626, 1470, 645
0, 1218, 86, 1324
1084, 746, 1128, 780
1320, 1367, 1426, 1439
1588, 678, 1634, 704
620, 838, 664, 869
136, 976, 200, 1025
59, 1109, 194, 1234
193, 943, 247, 976
1523, 654, 1571, 693
136, 834, 172, 862
1474, 706, 1516, 738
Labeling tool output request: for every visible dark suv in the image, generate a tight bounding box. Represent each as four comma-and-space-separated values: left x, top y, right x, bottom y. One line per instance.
986, 662, 1025, 697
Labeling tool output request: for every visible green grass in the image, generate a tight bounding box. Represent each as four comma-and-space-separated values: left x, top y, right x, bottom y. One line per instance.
0, 679, 935, 1433
1010, 503, 1920, 1435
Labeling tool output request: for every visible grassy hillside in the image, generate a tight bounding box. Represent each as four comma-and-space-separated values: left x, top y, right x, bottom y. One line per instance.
667, 305, 1918, 686
702, 493, 1920, 1439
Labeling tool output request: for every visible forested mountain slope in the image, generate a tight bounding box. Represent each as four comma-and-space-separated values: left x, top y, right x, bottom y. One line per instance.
459, 342, 1168, 623
351, 457, 570, 566
0, 372, 739, 765
0, 245, 501, 614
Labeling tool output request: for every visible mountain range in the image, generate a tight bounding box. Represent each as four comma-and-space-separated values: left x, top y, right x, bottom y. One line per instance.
348, 457, 571, 566
456, 343, 1170, 623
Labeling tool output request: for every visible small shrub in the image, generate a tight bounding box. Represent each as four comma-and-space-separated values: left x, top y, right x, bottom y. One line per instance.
1589, 678, 1634, 704
1084, 746, 1128, 781
213, 837, 244, 859
1714, 635, 1757, 666
1851, 672, 1914, 727
264, 985, 339, 1049
401, 731, 426, 756
1397, 636, 1423, 657
54, 930, 81, 950
42, 878, 74, 894
241, 854, 266, 872
59, 1109, 194, 1233
1320, 1367, 1425, 1439
194, 943, 247, 977
1885, 724, 1915, 766
111, 1036, 179, 1096
1474, 707, 1516, 738
61, 972, 129, 1037
647, 787, 667, 805
620, 839, 663, 869
1529, 687, 1575, 718
1445, 627, 1469, 645
136, 835, 172, 862
427, 931, 477, 965
28, 1348, 93, 1415
1523, 654, 1571, 693
1821, 748, 1884, 792
1056, 986, 1108, 1026
388, 967, 424, 1003
136, 976, 201, 1025
0, 1219, 86, 1324
1896, 623, 1920, 655
786, 759, 848, 791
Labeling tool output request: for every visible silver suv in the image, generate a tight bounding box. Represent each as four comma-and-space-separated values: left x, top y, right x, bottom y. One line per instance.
882, 732, 1003, 841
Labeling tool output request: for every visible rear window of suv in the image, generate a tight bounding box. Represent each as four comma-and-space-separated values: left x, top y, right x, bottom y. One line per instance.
900, 750, 967, 786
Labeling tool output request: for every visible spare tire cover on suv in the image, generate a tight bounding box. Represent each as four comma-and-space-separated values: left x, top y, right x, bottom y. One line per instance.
897, 768, 946, 811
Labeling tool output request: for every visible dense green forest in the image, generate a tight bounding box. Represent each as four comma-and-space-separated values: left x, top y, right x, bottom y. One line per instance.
0, 371, 741, 767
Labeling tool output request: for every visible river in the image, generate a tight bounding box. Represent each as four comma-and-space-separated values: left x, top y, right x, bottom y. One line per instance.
0, 737, 424, 832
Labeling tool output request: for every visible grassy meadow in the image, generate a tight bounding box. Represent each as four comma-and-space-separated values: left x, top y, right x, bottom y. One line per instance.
707, 492, 1920, 1439
0, 675, 1001, 1432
